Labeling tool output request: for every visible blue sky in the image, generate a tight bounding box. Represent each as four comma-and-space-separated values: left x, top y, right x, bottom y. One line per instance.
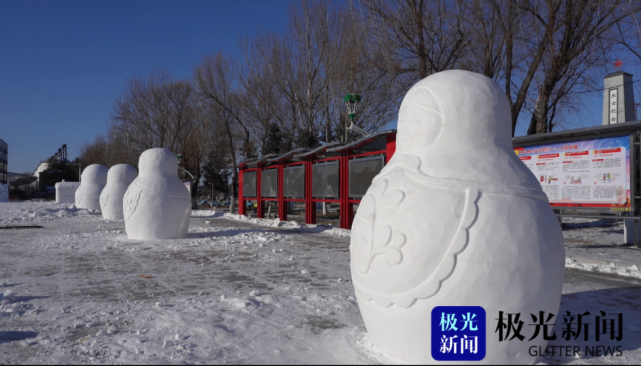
0, 0, 630, 173
0, 0, 291, 173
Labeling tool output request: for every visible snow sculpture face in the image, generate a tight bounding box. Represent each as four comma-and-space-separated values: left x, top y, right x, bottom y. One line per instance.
350, 70, 565, 364
123, 148, 191, 240
389, 70, 539, 188
100, 164, 137, 220
397, 88, 444, 153
75, 164, 108, 211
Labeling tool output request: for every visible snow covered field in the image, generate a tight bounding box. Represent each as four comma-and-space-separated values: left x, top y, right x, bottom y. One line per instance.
562, 217, 641, 279
1, 202, 641, 364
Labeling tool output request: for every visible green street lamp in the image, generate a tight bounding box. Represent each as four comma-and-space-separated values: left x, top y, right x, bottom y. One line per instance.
343, 93, 369, 138
176, 154, 195, 180
344, 94, 362, 124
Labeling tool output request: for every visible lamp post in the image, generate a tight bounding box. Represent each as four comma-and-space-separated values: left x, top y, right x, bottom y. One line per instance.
344, 94, 369, 139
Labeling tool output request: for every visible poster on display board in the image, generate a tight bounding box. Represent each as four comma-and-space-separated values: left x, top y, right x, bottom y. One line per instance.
514, 135, 632, 211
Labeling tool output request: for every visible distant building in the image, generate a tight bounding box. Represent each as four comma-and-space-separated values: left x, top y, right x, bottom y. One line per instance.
0, 138, 7, 184
7, 172, 22, 183
602, 71, 637, 125
31, 157, 70, 191
27, 144, 73, 191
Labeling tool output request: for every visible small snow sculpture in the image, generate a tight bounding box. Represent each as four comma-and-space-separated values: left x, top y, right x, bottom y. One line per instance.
0, 183, 8, 202
350, 70, 565, 364
100, 164, 137, 220
55, 181, 81, 204
123, 148, 190, 240
75, 165, 108, 211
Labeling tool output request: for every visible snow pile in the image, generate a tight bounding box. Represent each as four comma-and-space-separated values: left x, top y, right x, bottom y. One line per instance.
190, 209, 222, 217
221, 213, 351, 237
307, 226, 351, 237
0, 290, 17, 316
565, 257, 641, 279
0, 201, 95, 224
0, 289, 35, 318
223, 213, 292, 227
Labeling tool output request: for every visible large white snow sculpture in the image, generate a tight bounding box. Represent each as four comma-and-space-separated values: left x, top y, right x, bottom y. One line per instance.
0, 183, 8, 202
123, 148, 190, 240
350, 70, 565, 364
75, 165, 108, 211
100, 164, 137, 220
55, 181, 80, 204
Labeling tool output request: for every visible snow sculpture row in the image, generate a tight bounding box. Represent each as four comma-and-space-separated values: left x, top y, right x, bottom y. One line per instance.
72, 148, 190, 240
350, 70, 565, 364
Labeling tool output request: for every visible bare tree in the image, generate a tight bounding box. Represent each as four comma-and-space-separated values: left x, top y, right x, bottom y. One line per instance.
109, 70, 197, 155
363, 0, 469, 90
194, 53, 254, 211
521, 0, 641, 134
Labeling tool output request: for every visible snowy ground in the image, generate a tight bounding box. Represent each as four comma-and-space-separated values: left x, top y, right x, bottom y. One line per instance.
0, 202, 640, 364
562, 217, 641, 279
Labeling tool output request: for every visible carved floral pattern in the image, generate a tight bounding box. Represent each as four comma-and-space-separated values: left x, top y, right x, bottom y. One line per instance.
123, 189, 142, 222
351, 163, 480, 308
353, 178, 406, 274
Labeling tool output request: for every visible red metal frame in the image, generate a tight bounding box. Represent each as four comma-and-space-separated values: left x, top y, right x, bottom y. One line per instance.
386, 133, 396, 163
339, 150, 354, 229
254, 164, 262, 218
304, 156, 316, 224
237, 132, 397, 229
238, 168, 246, 215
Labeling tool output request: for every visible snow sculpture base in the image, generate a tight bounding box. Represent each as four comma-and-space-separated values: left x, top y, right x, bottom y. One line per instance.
123, 148, 190, 240
100, 165, 137, 220
0, 183, 8, 202
55, 181, 80, 204
350, 70, 565, 364
75, 165, 108, 211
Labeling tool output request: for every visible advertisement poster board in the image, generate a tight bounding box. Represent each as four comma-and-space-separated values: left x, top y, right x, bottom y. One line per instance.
514, 135, 631, 211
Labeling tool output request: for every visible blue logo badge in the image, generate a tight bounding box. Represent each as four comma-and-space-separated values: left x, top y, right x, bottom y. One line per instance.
431, 306, 486, 361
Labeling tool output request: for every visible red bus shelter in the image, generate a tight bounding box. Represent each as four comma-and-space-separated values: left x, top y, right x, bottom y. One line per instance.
237, 130, 397, 229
